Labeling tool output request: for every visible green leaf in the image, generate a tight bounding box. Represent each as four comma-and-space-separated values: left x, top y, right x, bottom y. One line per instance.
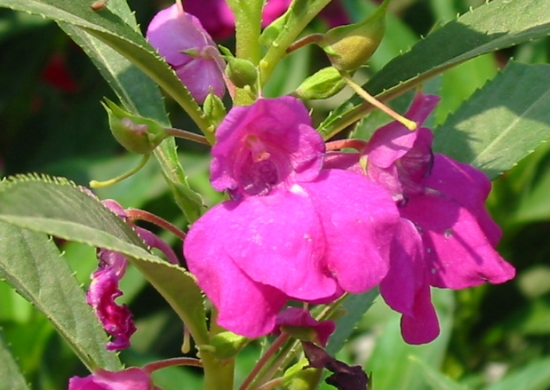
409, 355, 470, 390
0, 222, 121, 372
366, 289, 454, 390
326, 288, 379, 356
433, 61, 550, 179
0, 176, 209, 345
319, 0, 550, 138
0, 0, 212, 133
0, 329, 30, 390
485, 357, 550, 390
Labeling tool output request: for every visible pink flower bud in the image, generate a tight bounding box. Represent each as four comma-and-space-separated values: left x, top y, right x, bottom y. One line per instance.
146, 4, 225, 103
68, 367, 161, 390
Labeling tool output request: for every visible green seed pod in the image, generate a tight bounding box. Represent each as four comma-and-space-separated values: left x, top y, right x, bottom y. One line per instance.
209, 331, 250, 360
294, 67, 346, 100
319, 0, 389, 71
102, 98, 168, 154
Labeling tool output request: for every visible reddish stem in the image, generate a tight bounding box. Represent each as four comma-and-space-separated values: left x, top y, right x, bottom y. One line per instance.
142, 357, 203, 374
238, 333, 290, 390
325, 139, 368, 152
126, 208, 187, 241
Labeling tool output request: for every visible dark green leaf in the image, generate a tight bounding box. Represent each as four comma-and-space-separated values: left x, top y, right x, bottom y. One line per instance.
320, 0, 550, 138
0, 176, 209, 345
0, 222, 121, 372
433, 61, 550, 179
0, 328, 31, 390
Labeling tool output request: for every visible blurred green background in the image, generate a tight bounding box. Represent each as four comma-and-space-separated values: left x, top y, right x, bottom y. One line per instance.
1, 0, 550, 389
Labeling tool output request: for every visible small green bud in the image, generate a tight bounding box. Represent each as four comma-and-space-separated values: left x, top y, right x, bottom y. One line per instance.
294, 67, 346, 100
102, 98, 167, 154
219, 46, 258, 89
319, 0, 389, 71
259, 12, 288, 47
203, 92, 226, 128
282, 359, 323, 390
209, 331, 250, 360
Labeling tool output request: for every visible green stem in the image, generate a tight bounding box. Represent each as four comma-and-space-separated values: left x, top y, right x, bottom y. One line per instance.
202, 308, 235, 390
259, 0, 332, 87
227, 0, 263, 106
89, 154, 150, 188
340, 70, 417, 130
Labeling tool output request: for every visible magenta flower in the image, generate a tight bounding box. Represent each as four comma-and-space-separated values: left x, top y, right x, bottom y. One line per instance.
184, 96, 399, 337
359, 92, 515, 344
69, 368, 161, 390
146, 3, 225, 103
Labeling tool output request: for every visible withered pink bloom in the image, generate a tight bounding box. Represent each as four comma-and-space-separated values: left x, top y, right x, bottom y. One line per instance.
362, 92, 515, 344
184, 96, 399, 337
87, 200, 179, 350
87, 249, 136, 351
146, 3, 225, 103
69, 367, 161, 390
274, 307, 335, 346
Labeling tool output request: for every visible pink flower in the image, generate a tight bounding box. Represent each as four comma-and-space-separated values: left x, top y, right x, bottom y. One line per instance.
335, 92, 515, 344
69, 367, 161, 390
184, 96, 399, 337
146, 3, 225, 103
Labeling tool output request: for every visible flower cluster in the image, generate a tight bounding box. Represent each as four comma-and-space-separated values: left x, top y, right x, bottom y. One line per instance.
183, 94, 515, 344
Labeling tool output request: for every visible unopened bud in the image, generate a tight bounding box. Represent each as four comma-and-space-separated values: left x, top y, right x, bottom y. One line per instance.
295, 67, 346, 100
102, 98, 167, 154
282, 359, 323, 390
319, 0, 389, 71
219, 46, 258, 89
203, 92, 226, 128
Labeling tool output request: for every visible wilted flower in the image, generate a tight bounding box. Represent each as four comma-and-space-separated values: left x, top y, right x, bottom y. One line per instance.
146, 3, 225, 103
87, 200, 179, 350
69, 367, 161, 390
184, 96, 399, 337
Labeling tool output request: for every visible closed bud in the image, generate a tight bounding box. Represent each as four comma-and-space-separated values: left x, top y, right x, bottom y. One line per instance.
102, 98, 167, 154
294, 67, 346, 100
219, 46, 258, 89
203, 92, 227, 128
319, 0, 389, 71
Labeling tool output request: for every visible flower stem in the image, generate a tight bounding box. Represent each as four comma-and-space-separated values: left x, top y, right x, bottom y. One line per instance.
239, 334, 290, 390
286, 33, 323, 54
142, 357, 203, 373
125, 208, 187, 241
164, 127, 210, 145
260, 0, 332, 86
325, 139, 368, 152
340, 70, 417, 130
89, 154, 150, 188
257, 377, 284, 390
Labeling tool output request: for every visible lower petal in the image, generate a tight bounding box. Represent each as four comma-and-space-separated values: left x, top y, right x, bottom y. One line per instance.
184, 201, 288, 337
400, 282, 440, 345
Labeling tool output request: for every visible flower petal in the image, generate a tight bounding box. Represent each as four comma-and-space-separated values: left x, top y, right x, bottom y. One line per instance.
184, 201, 288, 337
401, 195, 515, 289
223, 189, 338, 300
303, 170, 399, 293
400, 282, 439, 345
